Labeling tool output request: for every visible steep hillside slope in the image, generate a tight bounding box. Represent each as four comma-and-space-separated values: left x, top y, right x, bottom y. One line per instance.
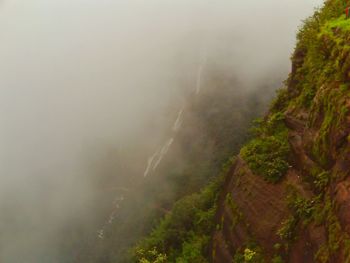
213, 1, 350, 262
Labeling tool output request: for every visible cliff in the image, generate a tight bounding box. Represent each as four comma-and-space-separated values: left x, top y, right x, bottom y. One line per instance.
212, 1, 350, 262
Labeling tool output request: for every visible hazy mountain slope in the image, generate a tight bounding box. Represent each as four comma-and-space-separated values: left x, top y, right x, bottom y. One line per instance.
77, 67, 277, 263
212, 1, 350, 262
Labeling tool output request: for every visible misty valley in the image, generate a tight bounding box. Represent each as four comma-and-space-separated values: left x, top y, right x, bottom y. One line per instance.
3, 0, 345, 263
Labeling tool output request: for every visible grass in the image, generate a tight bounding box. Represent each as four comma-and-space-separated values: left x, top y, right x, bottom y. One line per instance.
323, 15, 350, 33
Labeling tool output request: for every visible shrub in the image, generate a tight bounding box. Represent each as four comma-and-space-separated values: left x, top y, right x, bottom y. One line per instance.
313, 171, 330, 191
241, 135, 290, 183
175, 235, 209, 263
287, 193, 315, 221
277, 187, 316, 242
244, 248, 257, 262
241, 136, 289, 183
135, 247, 167, 263
271, 255, 284, 263
133, 176, 224, 262
241, 112, 290, 183
232, 244, 265, 263
277, 216, 298, 241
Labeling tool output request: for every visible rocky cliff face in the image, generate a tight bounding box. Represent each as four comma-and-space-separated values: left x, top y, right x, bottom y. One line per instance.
212, 1, 350, 262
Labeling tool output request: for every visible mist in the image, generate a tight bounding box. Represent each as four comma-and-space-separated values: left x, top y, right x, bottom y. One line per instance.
0, 0, 322, 262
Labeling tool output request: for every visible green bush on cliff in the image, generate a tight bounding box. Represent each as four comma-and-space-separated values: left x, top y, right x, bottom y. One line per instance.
241, 136, 289, 183
241, 113, 290, 183
175, 236, 209, 263
271, 256, 284, 263
278, 187, 317, 243
232, 244, 265, 263
289, 1, 350, 110
313, 194, 350, 262
277, 216, 298, 241
134, 248, 167, 263
289, 7, 350, 167
313, 170, 330, 191
132, 176, 224, 262
310, 84, 349, 167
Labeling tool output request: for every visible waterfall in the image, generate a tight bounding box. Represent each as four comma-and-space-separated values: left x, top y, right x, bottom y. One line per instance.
173, 107, 184, 131
143, 149, 161, 177
153, 138, 174, 171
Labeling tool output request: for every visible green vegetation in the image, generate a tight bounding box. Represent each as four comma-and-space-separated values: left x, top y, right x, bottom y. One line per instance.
241, 113, 290, 183
133, 176, 224, 262
277, 187, 320, 249
277, 187, 316, 245
232, 243, 265, 263
313, 195, 350, 263
322, 14, 350, 34
134, 248, 167, 263
232, 2, 350, 261
277, 184, 350, 262
289, 2, 350, 105
270, 88, 289, 113
277, 216, 298, 242
287, 190, 315, 222
313, 170, 330, 191
309, 85, 349, 167
282, 0, 350, 169
271, 256, 284, 263
225, 193, 242, 230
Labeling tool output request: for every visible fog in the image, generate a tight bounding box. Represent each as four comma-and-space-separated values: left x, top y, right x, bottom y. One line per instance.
0, 0, 322, 262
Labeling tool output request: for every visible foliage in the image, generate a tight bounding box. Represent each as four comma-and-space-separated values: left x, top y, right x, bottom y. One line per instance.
313, 194, 350, 262
323, 14, 350, 32
135, 248, 167, 263
277, 216, 298, 242
175, 236, 209, 263
271, 255, 284, 263
241, 113, 290, 183
244, 248, 257, 262
249, 2, 350, 261
287, 190, 315, 222
132, 176, 224, 262
232, 243, 265, 263
225, 193, 242, 229
284, 1, 350, 169
278, 187, 318, 244
279, 187, 350, 263
313, 171, 330, 191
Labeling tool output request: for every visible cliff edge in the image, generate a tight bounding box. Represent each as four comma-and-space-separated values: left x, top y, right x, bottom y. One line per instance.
212, 1, 350, 262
